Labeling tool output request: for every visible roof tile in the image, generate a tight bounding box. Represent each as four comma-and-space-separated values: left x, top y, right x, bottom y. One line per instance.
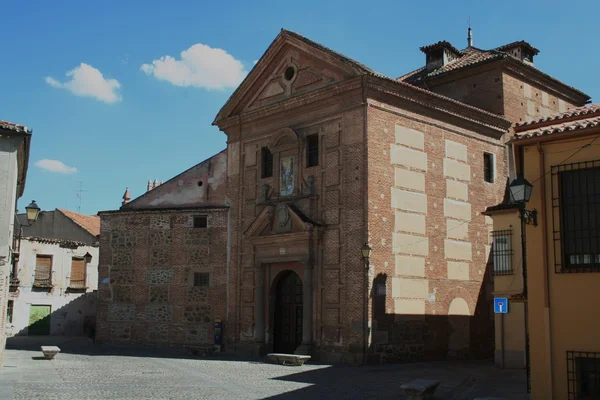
57, 209, 100, 237
514, 103, 600, 140
0, 120, 30, 133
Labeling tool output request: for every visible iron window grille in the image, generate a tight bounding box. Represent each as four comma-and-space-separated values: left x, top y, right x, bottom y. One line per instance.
491, 230, 513, 275
193, 272, 209, 287
261, 148, 273, 178
552, 160, 600, 273
306, 134, 319, 167
567, 351, 600, 399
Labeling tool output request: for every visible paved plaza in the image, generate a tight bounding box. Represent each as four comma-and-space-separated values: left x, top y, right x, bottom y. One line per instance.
0, 338, 529, 399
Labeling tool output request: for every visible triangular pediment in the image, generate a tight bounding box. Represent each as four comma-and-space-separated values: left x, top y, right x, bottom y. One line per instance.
213, 29, 370, 125
244, 203, 319, 239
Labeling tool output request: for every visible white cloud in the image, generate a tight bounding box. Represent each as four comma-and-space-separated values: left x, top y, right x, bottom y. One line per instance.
35, 159, 77, 174
45, 63, 122, 104
140, 43, 247, 90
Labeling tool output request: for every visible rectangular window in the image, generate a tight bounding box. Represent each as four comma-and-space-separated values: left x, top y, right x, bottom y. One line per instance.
567, 351, 600, 399
261, 148, 273, 178
70, 258, 86, 288
34, 255, 52, 287
491, 230, 512, 275
7, 300, 13, 324
556, 164, 600, 272
193, 215, 207, 228
306, 134, 319, 167
193, 272, 210, 287
484, 152, 494, 183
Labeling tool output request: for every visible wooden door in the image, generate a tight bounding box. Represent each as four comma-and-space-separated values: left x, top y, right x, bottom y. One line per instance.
29, 305, 51, 335
274, 272, 303, 353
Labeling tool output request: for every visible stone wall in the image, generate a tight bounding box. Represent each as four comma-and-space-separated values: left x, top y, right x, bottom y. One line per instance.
96, 209, 228, 346
366, 100, 503, 362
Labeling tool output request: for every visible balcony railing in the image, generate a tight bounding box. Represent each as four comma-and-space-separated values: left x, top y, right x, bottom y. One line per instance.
68, 279, 86, 289
32, 277, 52, 288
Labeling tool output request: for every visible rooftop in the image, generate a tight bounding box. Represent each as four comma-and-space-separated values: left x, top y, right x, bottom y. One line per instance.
57, 209, 100, 237
514, 103, 600, 141
0, 120, 31, 134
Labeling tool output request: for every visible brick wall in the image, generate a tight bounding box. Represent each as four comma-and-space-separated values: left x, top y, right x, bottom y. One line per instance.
96, 209, 229, 346
366, 99, 505, 361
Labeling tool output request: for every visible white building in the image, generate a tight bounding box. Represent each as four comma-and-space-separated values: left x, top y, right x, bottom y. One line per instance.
8, 209, 99, 337
0, 120, 31, 365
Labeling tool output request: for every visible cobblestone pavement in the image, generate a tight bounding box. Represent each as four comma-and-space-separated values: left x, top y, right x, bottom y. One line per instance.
0, 339, 530, 400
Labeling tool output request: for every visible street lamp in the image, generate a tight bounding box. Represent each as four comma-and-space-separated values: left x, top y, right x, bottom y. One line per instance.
25, 200, 41, 227
12, 200, 41, 284
361, 243, 371, 364
509, 176, 537, 226
83, 252, 93, 264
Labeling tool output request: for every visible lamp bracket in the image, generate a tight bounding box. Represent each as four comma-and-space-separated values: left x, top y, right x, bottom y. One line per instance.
520, 209, 538, 227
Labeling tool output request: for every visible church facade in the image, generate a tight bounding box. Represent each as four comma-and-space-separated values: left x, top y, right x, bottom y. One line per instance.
96, 29, 588, 363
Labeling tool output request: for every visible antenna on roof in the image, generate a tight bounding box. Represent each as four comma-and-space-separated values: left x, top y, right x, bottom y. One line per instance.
75, 181, 87, 212
467, 17, 473, 48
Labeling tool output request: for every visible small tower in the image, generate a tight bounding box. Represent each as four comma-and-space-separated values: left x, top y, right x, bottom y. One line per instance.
147, 179, 152, 192
153, 179, 159, 189
467, 27, 473, 48
122, 187, 131, 206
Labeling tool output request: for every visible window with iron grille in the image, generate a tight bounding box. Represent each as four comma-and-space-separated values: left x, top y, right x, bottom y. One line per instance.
261, 148, 273, 178
552, 161, 600, 273
69, 258, 86, 289
7, 300, 13, 324
193, 215, 207, 229
567, 351, 600, 399
193, 272, 209, 287
306, 134, 319, 167
491, 230, 513, 275
484, 152, 495, 183
34, 255, 52, 287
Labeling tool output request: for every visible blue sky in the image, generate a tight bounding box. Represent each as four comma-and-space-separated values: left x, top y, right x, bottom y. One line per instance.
1, 0, 597, 215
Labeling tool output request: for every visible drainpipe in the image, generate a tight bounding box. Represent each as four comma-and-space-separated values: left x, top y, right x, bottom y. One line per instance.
537, 142, 553, 399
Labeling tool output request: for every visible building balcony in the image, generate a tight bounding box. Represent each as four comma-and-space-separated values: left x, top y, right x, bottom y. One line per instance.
32, 278, 53, 288
68, 280, 87, 290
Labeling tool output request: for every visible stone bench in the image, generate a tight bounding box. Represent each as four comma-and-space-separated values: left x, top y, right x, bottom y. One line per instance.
40, 346, 61, 360
267, 353, 311, 366
400, 379, 441, 400
185, 345, 216, 357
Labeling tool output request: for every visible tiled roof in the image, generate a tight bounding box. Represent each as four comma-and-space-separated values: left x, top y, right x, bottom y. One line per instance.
420, 41, 462, 56
0, 120, 31, 134
495, 40, 539, 55
399, 47, 502, 83
398, 42, 588, 101
514, 104, 600, 140
57, 209, 100, 237
22, 236, 97, 248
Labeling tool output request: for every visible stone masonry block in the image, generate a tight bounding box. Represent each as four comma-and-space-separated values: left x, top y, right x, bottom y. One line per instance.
395, 125, 424, 150
446, 180, 468, 201
108, 304, 135, 322
444, 199, 471, 221
395, 255, 425, 278
146, 269, 174, 285
443, 159, 471, 182
392, 277, 429, 299
395, 211, 426, 235
445, 140, 468, 162
444, 240, 472, 261
394, 168, 425, 192
390, 145, 427, 171
447, 261, 470, 281
393, 233, 428, 256
392, 188, 427, 214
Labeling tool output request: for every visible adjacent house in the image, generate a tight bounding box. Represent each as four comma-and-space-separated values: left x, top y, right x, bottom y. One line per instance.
96, 28, 589, 366
8, 209, 100, 337
500, 104, 600, 400
0, 120, 32, 365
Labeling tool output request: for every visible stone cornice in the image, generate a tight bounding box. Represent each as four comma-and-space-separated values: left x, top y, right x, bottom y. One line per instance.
366, 76, 511, 135
216, 78, 364, 131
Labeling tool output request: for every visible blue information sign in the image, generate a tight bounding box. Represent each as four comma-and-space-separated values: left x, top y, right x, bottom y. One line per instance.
494, 297, 509, 314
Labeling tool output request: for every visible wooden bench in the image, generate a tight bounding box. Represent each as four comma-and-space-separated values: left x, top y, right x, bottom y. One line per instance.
267, 353, 311, 366
400, 379, 441, 400
185, 345, 216, 357
40, 346, 61, 360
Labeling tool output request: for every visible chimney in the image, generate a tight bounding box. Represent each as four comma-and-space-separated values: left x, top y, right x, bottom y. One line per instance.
153, 179, 159, 189
467, 27, 473, 48
122, 187, 131, 206
496, 41, 539, 64
147, 180, 152, 192
420, 41, 462, 72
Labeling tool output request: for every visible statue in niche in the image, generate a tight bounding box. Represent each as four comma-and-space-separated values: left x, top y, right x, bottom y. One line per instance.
279, 156, 295, 196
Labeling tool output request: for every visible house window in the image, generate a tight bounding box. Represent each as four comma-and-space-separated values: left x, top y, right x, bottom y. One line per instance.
193, 272, 209, 287
484, 152, 495, 183
491, 230, 512, 275
306, 134, 319, 167
193, 215, 207, 228
70, 258, 86, 289
261, 148, 273, 178
553, 162, 600, 273
567, 351, 600, 399
7, 300, 13, 324
34, 255, 52, 287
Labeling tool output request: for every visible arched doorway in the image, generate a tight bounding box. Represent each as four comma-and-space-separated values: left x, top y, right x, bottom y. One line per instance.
273, 271, 303, 353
